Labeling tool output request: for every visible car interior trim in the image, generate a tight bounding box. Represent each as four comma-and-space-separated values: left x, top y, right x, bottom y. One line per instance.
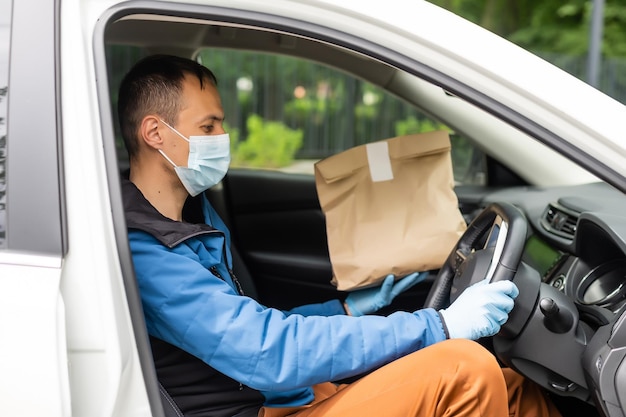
0, 251, 62, 268
6, 0, 63, 255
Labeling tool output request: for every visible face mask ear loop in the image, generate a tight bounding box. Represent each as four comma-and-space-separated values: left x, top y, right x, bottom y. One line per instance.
160, 118, 190, 142
158, 149, 178, 168
158, 119, 190, 168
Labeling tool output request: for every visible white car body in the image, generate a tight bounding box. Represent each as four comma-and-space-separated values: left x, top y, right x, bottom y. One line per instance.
2, 0, 625, 416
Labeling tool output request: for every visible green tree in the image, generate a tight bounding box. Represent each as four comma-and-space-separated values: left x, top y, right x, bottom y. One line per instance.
429, 0, 626, 57
231, 114, 303, 168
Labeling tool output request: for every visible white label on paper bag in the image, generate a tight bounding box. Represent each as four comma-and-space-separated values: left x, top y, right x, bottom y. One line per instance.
366, 142, 394, 182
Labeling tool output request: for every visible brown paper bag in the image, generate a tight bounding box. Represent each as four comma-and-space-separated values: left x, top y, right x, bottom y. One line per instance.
314, 131, 467, 291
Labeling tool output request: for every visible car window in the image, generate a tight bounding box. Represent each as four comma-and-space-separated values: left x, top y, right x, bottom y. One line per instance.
196, 49, 486, 185
0, 0, 11, 249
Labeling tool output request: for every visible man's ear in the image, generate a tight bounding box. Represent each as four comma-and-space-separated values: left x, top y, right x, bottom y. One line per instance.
139, 115, 163, 150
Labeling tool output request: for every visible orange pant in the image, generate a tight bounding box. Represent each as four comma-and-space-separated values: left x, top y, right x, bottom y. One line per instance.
260, 339, 561, 417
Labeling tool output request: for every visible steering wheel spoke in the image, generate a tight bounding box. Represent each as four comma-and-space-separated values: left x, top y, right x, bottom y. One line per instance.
424, 202, 527, 310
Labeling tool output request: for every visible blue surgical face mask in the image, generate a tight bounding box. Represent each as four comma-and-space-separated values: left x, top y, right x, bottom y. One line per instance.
159, 119, 231, 197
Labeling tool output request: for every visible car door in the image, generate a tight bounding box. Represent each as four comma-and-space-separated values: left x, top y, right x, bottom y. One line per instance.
0, 1, 71, 415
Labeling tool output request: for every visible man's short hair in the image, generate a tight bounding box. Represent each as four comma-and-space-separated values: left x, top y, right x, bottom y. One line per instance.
117, 54, 218, 159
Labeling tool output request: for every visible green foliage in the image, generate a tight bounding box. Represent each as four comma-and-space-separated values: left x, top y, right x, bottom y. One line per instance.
429, 0, 626, 58
427, 1, 626, 105
394, 116, 449, 137
393, 116, 480, 183
603, 3, 626, 56
507, 1, 590, 55
230, 114, 303, 168
283, 84, 343, 124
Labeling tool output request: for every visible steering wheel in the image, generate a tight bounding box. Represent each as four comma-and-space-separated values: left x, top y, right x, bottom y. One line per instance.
424, 202, 597, 403
424, 202, 528, 314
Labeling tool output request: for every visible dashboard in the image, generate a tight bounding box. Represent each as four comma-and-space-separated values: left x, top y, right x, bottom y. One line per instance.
545, 252, 626, 315
473, 181, 626, 414
478, 181, 626, 321
523, 233, 626, 316
456, 179, 626, 328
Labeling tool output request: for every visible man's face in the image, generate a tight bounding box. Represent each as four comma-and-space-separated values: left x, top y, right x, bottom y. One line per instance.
159, 74, 225, 167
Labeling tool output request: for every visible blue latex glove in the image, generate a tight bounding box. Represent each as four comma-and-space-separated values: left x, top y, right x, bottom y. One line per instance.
344, 272, 428, 317
439, 278, 519, 340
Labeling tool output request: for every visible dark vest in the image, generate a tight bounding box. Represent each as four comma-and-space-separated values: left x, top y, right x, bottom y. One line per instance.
122, 180, 265, 416
150, 336, 264, 417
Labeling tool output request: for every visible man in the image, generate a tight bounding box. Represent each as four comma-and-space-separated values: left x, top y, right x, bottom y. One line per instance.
119, 54, 561, 417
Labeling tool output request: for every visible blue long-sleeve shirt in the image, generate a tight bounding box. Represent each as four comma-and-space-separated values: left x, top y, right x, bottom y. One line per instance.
124, 180, 446, 407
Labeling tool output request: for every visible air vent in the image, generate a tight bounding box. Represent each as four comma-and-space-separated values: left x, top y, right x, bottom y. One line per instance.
541, 203, 579, 240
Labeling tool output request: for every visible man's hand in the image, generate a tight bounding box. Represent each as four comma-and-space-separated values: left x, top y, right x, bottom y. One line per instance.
439, 278, 519, 340
344, 272, 428, 316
